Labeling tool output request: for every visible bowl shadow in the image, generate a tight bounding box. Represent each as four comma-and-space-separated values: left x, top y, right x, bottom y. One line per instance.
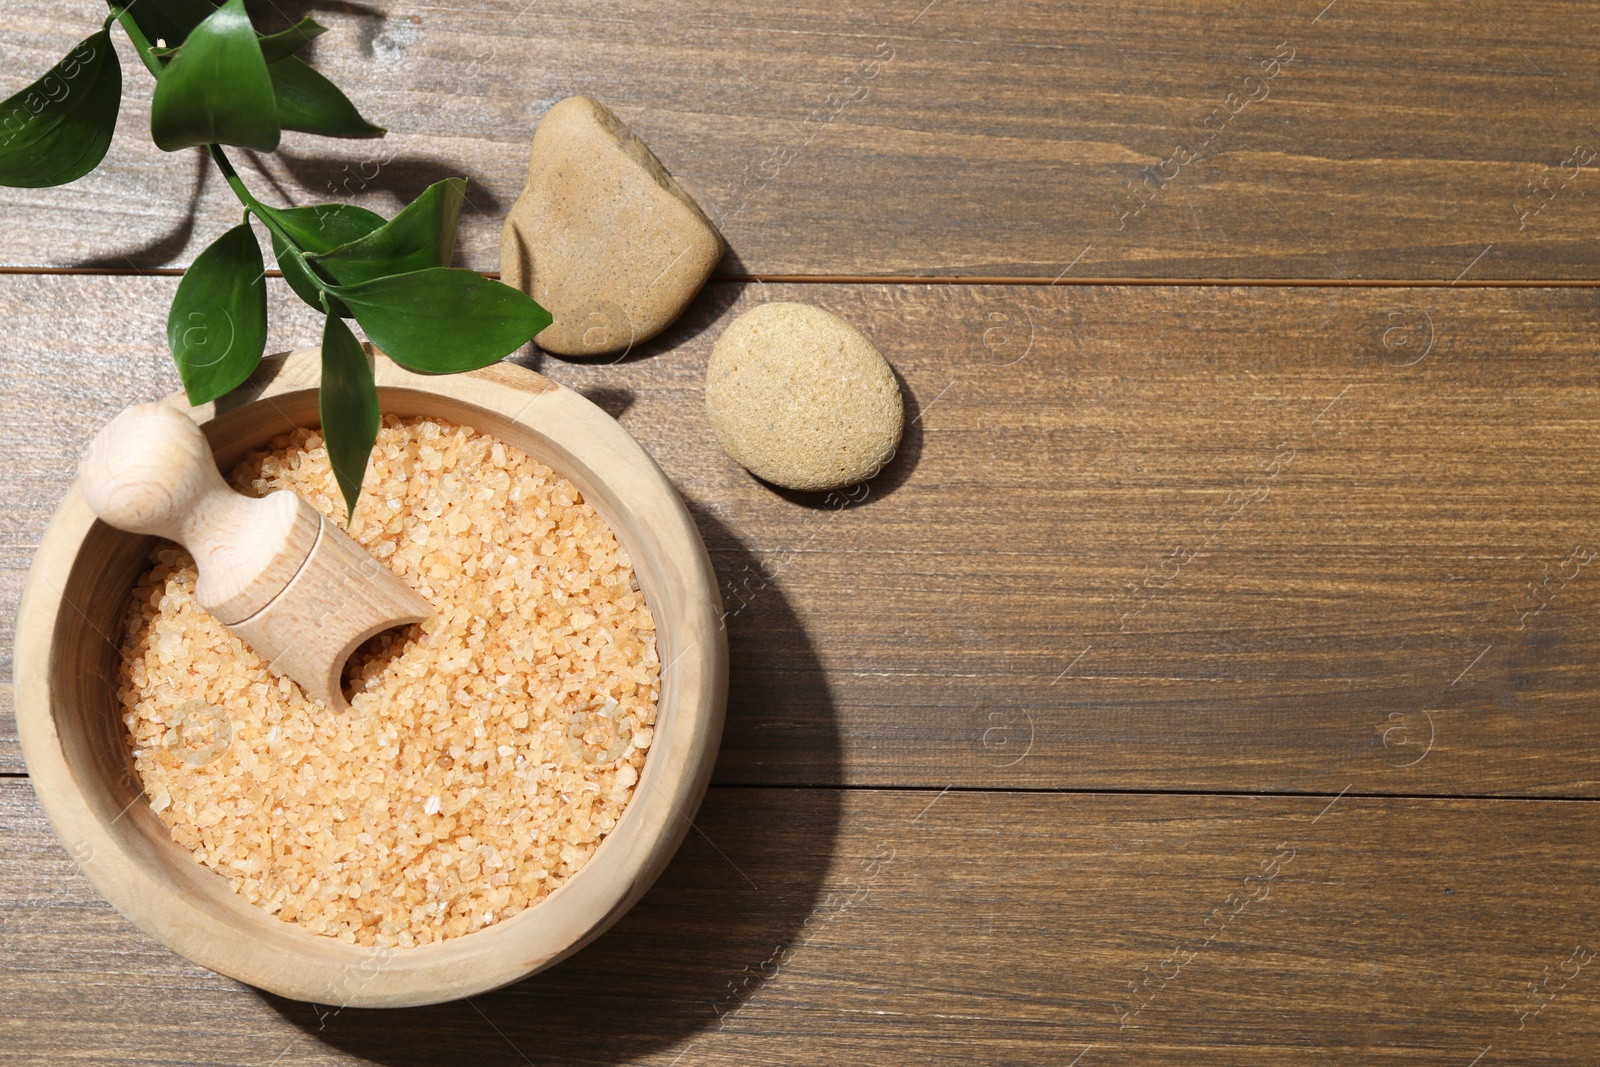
261, 503, 841, 1063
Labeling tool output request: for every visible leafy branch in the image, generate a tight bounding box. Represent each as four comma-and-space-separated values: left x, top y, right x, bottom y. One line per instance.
0, 0, 551, 516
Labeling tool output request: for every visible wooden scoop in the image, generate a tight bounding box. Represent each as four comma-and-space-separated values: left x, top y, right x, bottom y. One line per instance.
78, 403, 430, 711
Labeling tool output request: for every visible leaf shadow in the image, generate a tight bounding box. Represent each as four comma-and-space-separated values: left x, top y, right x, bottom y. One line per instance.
243, 0, 389, 44
71, 149, 208, 270
269, 149, 506, 247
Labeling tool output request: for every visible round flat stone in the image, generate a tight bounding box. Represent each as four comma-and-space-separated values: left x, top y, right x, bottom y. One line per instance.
705, 303, 904, 492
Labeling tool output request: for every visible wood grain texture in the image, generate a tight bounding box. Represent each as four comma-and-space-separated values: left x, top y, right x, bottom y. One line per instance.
5, 275, 1600, 797
0, 1, 1598, 279
5, 778, 1600, 1063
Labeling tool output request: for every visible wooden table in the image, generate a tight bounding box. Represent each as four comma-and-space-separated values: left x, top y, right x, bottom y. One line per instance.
5, 1, 1600, 1062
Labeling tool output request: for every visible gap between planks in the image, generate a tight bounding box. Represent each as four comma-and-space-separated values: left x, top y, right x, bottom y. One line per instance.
5, 769, 1600, 804
5, 265, 1600, 288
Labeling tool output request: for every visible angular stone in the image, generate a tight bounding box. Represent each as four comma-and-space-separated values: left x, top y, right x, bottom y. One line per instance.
500, 96, 724, 358
704, 302, 904, 493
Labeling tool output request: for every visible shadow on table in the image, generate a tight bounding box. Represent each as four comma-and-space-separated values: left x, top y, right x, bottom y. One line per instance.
519, 280, 926, 510
766, 361, 925, 510
261, 505, 842, 1063
518, 280, 745, 372
244, 0, 388, 40
270, 149, 508, 235
72, 150, 209, 270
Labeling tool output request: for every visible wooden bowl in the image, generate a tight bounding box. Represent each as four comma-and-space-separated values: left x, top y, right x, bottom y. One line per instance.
13, 348, 727, 1007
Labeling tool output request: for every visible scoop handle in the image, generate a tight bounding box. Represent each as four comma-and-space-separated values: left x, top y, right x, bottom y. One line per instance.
79, 403, 233, 542
78, 403, 320, 624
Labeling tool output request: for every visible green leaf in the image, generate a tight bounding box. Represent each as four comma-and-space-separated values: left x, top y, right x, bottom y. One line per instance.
268, 56, 384, 139
325, 269, 552, 373
167, 222, 268, 404
306, 178, 465, 286
0, 29, 122, 188
255, 201, 387, 253
257, 17, 327, 63
150, 0, 280, 152
256, 201, 386, 314
318, 310, 379, 518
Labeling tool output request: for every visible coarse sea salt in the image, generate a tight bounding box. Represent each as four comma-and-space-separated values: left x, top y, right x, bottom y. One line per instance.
116, 416, 659, 948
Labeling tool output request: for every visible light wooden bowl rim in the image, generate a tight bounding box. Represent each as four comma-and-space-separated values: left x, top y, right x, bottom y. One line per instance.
14, 348, 727, 1007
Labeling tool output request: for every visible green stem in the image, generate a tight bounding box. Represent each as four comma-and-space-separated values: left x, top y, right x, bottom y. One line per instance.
211, 147, 342, 295
107, 6, 163, 78
109, 6, 300, 260
109, 8, 335, 305
207, 144, 257, 211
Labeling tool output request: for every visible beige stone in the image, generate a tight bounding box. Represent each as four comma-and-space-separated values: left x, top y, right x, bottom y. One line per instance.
705, 302, 904, 492
500, 96, 724, 358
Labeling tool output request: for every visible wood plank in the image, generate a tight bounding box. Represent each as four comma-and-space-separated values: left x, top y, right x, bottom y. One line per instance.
5, 779, 1600, 1062
0, 1, 1598, 279
6, 276, 1600, 796
0, 279, 323, 774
